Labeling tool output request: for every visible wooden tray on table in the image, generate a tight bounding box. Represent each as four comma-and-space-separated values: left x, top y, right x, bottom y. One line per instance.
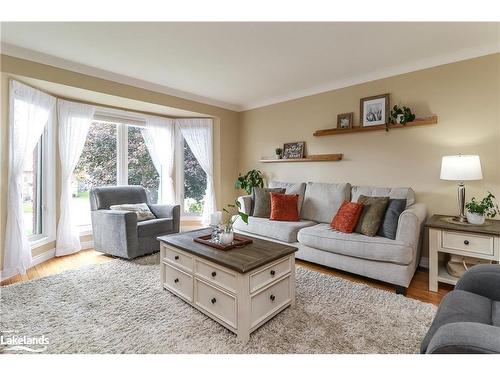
193, 234, 253, 251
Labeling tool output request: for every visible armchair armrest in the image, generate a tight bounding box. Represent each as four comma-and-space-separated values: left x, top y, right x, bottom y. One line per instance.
426, 322, 500, 354
455, 264, 500, 301
148, 204, 180, 233
91, 210, 138, 255
396, 202, 426, 249
237, 195, 253, 215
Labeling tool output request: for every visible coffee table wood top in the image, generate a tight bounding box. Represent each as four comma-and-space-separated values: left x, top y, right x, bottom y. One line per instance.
158, 228, 297, 274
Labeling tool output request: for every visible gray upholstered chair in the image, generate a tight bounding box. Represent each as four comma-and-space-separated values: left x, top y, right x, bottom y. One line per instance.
90, 186, 180, 259
421, 264, 500, 354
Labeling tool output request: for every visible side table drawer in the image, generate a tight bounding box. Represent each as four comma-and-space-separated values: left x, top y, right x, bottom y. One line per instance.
162, 245, 193, 272
250, 276, 291, 328
163, 262, 193, 302
441, 231, 495, 256
194, 278, 237, 329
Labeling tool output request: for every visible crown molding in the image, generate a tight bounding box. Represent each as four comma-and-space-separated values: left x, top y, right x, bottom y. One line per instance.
0, 43, 243, 112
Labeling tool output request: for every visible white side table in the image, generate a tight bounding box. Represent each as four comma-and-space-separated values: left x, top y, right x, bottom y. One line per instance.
425, 215, 500, 292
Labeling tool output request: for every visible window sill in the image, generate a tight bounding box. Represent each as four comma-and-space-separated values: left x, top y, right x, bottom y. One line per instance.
30, 236, 55, 250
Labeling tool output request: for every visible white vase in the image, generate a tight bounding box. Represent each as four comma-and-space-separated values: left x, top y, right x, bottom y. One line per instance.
466, 212, 485, 225
220, 231, 234, 245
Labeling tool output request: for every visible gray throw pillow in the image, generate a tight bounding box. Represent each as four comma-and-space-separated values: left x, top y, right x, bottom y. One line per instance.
378, 199, 407, 240
355, 195, 390, 237
252, 187, 285, 218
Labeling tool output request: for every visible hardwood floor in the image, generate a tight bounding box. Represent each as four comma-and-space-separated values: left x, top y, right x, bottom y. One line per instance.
1, 251, 452, 306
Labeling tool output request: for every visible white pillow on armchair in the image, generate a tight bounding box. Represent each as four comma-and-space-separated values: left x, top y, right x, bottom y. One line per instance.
109, 203, 156, 222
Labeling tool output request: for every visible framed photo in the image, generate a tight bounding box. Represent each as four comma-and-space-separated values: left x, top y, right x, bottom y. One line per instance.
360, 93, 389, 127
337, 112, 353, 129
282, 141, 305, 159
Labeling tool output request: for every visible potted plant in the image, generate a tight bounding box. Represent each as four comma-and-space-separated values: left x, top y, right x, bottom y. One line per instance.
235, 169, 264, 194
275, 147, 283, 159
219, 200, 249, 244
465, 191, 499, 225
387, 105, 416, 130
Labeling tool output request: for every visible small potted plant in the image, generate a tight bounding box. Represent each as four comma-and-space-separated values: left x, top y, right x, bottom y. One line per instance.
465, 191, 499, 225
219, 200, 249, 244
387, 105, 416, 130
275, 147, 283, 159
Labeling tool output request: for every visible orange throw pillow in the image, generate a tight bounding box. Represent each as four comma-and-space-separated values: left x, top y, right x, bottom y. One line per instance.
270, 193, 300, 221
331, 201, 364, 233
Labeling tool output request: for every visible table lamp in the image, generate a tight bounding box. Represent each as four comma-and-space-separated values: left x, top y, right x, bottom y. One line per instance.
440, 154, 483, 223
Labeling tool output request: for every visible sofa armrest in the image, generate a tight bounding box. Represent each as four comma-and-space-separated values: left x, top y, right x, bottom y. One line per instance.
455, 264, 500, 301
395, 202, 426, 249
91, 210, 138, 254
426, 322, 500, 354
149, 204, 181, 233
237, 195, 253, 215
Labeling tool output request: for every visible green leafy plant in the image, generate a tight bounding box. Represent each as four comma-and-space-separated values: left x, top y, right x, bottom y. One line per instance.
235, 169, 264, 194
275, 148, 283, 159
222, 200, 249, 232
387, 105, 416, 131
465, 191, 500, 218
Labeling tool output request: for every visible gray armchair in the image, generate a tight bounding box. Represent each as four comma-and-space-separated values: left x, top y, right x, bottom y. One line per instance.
421, 264, 500, 354
90, 186, 180, 259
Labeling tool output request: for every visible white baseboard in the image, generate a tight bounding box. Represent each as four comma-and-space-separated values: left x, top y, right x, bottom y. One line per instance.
1, 240, 95, 282
419, 257, 429, 269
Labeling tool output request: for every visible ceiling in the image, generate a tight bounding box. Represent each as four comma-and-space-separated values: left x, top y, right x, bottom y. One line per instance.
1, 22, 499, 111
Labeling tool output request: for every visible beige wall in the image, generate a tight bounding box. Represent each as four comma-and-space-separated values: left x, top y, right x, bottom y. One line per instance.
239, 54, 500, 259
0, 55, 241, 269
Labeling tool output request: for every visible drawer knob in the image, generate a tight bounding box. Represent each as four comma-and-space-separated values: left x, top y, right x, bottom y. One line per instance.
211, 271, 217, 277
270, 294, 276, 302
270, 270, 276, 276
211, 298, 217, 304
174, 278, 179, 283
174, 255, 180, 260
464, 240, 470, 245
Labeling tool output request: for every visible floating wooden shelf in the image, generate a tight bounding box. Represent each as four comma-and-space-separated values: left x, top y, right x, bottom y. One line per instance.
260, 153, 343, 163
313, 116, 438, 137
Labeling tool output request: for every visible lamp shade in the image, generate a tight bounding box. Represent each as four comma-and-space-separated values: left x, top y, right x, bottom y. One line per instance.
440, 155, 483, 181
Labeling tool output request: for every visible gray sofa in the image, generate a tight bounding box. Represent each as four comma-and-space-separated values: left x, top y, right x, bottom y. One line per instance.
234, 181, 426, 293
421, 264, 500, 354
90, 186, 180, 259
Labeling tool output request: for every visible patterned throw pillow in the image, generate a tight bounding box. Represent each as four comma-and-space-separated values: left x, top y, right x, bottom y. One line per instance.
109, 203, 156, 222
331, 201, 364, 233
355, 195, 390, 237
269, 193, 300, 221
252, 187, 286, 218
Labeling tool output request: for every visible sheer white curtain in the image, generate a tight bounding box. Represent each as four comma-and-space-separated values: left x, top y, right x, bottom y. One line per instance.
141, 116, 175, 204
177, 118, 215, 224
4, 80, 56, 276
56, 100, 95, 256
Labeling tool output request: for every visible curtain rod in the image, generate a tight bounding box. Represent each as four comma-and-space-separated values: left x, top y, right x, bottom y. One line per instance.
9, 78, 214, 121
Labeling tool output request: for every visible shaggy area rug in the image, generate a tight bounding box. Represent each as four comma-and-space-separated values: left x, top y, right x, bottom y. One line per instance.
0, 254, 435, 354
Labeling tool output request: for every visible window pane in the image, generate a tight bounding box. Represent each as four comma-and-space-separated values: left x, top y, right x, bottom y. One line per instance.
72, 122, 117, 227
184, 139, 206, 215
22, 137, 42, 237
128, 126, 159, 203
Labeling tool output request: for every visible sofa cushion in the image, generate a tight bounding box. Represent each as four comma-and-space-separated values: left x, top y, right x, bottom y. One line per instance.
355, 195, 390, 237
351, 185, 415, 207
270, 193, 300, 221
378, 199, 407, 240
233, 216, 316, 243
420, 290, 493, 353
268, 181, 307, 213
301, 182, 351, 223
137, 218, 173, 237
252, 187, 285, 217
331, 201, 364, 234
297, 223, 414, 265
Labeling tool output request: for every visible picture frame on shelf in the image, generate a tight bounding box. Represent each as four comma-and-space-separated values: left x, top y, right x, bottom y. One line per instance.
337, 112, 353, 129
282, 141, 305, 159
360, 93, 389, 127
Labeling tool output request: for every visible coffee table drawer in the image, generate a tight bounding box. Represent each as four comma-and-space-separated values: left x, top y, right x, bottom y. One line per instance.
195, 278, 237, 329
163, 245, 193, 272
441, 231, 495, 256
250, 276, 291, 328
250, 256, 291, 293
195, 259, 237, 293
163, 263, 193, 302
